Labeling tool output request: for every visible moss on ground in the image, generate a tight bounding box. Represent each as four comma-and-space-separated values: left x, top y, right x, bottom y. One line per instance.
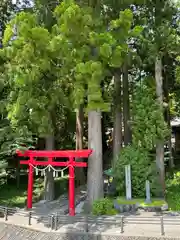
116, 197, 166, 207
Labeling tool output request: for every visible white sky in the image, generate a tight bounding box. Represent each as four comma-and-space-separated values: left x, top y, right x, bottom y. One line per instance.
12, 0, 33, 6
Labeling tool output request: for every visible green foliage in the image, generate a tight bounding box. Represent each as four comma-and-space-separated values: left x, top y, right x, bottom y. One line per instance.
132, 84, 170, 149
0, 0, 178, 205
166, 171, 180, 211
113, 83, 170, 197
0, 0, 16, 45
2, 0, 142, 140
0, 177, 44, 207
0, 176, 68, 207
0, 120, 36, 176
51, 1, 141, 111
113, 145, 158, 197
2, 11, 63, 136
0, 125, 36, 156
92, 198, 117, 215
176, 57, 180, 85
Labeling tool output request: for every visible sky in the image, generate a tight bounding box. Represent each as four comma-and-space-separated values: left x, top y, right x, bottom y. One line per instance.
12, 0, 33, 6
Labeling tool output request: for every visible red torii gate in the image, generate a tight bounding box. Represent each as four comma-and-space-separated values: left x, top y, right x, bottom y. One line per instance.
16, 149, 92, 216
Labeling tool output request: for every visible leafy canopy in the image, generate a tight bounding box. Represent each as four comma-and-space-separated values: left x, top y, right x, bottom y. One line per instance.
2, 0, 142, 136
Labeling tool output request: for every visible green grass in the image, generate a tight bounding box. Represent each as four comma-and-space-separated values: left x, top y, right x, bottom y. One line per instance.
0, 179, 43, 207
0, 176, 68, 208
116, 197, 166, 207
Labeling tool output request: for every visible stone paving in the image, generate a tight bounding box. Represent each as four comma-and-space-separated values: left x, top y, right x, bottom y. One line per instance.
31, 185, 87, 216
1, 219, 180, 240
1, 185, 180, 239
0, 185, 87, 232
1, 209, 180, 238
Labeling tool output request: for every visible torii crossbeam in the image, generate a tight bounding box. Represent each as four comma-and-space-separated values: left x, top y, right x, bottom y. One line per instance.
16, 149, 92, 216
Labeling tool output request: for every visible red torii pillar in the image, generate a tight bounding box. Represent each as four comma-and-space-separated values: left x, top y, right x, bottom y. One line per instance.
16, 149, 92, 216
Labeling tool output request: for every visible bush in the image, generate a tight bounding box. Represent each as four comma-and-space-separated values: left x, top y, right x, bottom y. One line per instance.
166, 171, 180, 211
92, 198, 118, 215
113, 145, 159, 198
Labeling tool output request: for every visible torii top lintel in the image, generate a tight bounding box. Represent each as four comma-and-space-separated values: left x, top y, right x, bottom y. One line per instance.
16, 149, 92, 158
16, 149, 93, 167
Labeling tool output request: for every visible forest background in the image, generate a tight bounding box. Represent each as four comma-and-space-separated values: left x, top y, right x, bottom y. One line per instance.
0, 0, 180, 212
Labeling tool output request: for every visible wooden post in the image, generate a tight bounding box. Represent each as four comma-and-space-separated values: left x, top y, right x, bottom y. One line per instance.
69, 157, 75, 216
27, 156, 34, 209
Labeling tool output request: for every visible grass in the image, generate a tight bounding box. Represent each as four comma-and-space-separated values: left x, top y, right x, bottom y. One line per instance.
116, 197, 166, 207
92, 196, 167, 216
0, 176, 68, 208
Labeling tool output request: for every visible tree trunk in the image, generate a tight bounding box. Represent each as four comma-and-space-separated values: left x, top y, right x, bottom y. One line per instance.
167, 139, 174, 168
163, 62, 174, 168
102, 112, 110, 169
113, 71, 122, 162
44, 135, 55, 201
122, 63, 131, 146
75, 105, 85, 186
76, 105, 84, 150
87, 110, 104, 207
101, 80, 109, 169
155, 56, 165, 196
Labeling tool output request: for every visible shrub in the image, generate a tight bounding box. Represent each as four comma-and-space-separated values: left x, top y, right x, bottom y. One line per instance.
92, 198, 117, 215
113, 145, 159, 198
166, 171, 180, 211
